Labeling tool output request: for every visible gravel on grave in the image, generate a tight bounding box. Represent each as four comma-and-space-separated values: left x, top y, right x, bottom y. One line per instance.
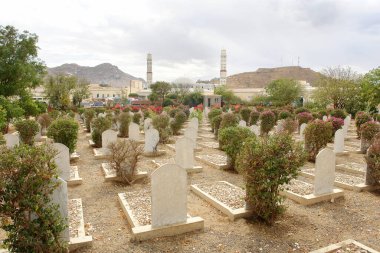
123, 189, 151, 226
68, 198, 82, 238
302, 169, 364, 185
341, 162, 366, 172
200, 141, 219, 149
283, 180, 314, 196
70, 167, 76, 179
197, 181, 245, 209
197, 154, 227, 164
331, 243, 371, 253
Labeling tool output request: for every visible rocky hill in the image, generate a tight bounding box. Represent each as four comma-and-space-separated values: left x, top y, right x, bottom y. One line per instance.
227, 66, 321, 88
48, 63, 145, 87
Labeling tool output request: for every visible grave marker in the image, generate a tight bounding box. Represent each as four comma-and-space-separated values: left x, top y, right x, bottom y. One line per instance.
144, 128, 159, 153
102, 129, 118, 148
53, 143, 71, 181
175, 137, 194, 169
314, 148, 336, 195
129, 122, 140, 141
4, 133, 19, 148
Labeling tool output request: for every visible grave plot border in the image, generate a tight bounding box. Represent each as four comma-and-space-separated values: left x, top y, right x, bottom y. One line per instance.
195, 154, 229, 170
142, 150, 166, 157
310, 239, 379, 253
101, 163, 148, 182
88, 139, 95, 147
336, 163, 365, 176
93, 148, 111, 159
279, 180, 344, 206
70, 152, 80, 161
165, 143, 202, 152
198, 133, 216, 139
198, 142, 220, 149
190, 181, 252, 221
151, 160, 202, 174
68, 166, 82, 186
117, 193, 204, 242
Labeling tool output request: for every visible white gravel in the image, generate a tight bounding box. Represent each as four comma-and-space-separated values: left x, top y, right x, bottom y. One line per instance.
302, 169, 364, 185
123, 189, 151, 226
283, 180, 314, 196
331, 243, 371, 253
197, 154, 227, 165
68, 199, 82, 238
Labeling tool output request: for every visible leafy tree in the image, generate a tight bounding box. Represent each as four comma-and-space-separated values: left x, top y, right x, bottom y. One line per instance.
265, 79, 302, 106
360, 67, 380, 113
0, 25, 46, 97
0, 96, 24, 133
183, 90, 203, 107
18, 94, 41, 117
128, 93, 139, 98
150, 81, 172, 106
172, 83, 191, 103
214, 85, 242, 105
72, 78, 90, 107
44, 74, 76, 110
0, 105, 6, 132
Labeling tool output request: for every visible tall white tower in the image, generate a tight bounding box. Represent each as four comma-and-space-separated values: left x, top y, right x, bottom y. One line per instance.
147, 53, 152, 87
220, 49, 227, 85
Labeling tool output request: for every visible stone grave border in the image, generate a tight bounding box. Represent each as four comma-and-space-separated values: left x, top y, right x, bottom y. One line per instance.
142, 150, 166, 157
195, 154, 229, 170
101, 163, 148, 182
310, 239, 379, 253
190, 181, 252, 221
93, 148, 111, 159
336, 163, 365, 176
117, 193, 204, 241
198, 141, 220, 149
279, 180, 344, 206
68, 198, 93, 251
151, 160, 202, 174
165, 143, 202, 152
70, 152, 80, 161
68, 166, 82, 186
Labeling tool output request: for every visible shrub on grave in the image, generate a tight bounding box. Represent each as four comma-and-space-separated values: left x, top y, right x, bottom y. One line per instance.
118, 112, 131, 138
84, 109, 96, 132
190, 109, 203, 122
170, 111, 187, 135
296, 112, 313, 127
278, 110, 293, 120
208, 108, 223, 131
47, 118, 79, 153
38, 113, 52, 134
259, 110, 276, 135
94, 107, 106, 115
169, 108, 180, 118
294, 107, 310, 114
132, 113, 142, 125
249, 110, 260, 125
236, 133, 307, 224
78, 108, 85, 115
304, 120, 333, 161
327, 117, 344, 138
355, 111, 372, 137
91, 117, 112, 148
108, 139, 143, 184
220, 113, 238, 130
14, 119, 39, 146
0, 132, 5, 145
361, 121, 380, 144
365, 133, 380, 185
212, 114, 222, 137
330, 109, 347, 119
281, 118, 298, 135
240, 108, 252, 125
0, 144, 67, 252
218, 126, 254, 171
152, 114, 171, 143
48, 110, 60, 120
318, 110, 328, 118
67, 111, 75, 118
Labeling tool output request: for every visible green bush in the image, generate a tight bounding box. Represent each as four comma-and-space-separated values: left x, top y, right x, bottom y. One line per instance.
91, 117, 112, 147
169, 108, 180, 118
236, 133, 307, 224
355, 111, 372, 137
0, 144, 68, 252
365, 134, 380, 185
78, 108, 85, 115
47, 118, 79, 153
220, 113, 238, 130
240, 108, 252, 125
118, 112, 131, 138
94, 107, 106, 115
259, 110, 276, 135
0, 132, 5, 145
249, 111, 260, 125
295, 107, 310, 114
84, 109, 96, 132
208, 108, 222, 131
278, 110, 293, 120
152, 114, 171, 143
361, 121, 380, 143
218, 126, 254, 170
296, 112, 314, 126
190, 110, 203, 122
0, 105, 7, 132
170, 111, 187, 135
133, 113, 142, 125
15, 119, 39, 146
49, 110, 60, 120
212, 115, 222, 137
330, 109, 347, 119
304, 120, 333, 161
163, 98, 174, 107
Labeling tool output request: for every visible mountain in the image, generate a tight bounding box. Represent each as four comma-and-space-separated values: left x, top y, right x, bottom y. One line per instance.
47, 63, 145, 87
227, 66, 322, 88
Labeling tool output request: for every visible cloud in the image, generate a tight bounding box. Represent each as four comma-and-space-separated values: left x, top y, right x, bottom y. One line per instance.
1, 0, 380, 81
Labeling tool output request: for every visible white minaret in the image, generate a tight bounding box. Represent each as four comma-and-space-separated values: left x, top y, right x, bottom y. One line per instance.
220, 49, 227, 85
147, 53, 152, 87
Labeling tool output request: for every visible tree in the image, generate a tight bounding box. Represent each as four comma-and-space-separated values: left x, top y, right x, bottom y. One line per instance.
360, 67, 380, 113
0, 96, 24, 133
72, 78, 90, 107
265, 79, 302, 106
44, 74, 76, 110
214, 85, 242, 105
183, 90, 203, 107
172, 83, 191, 104
0, 25, 46, 97
150, 81, 172, 106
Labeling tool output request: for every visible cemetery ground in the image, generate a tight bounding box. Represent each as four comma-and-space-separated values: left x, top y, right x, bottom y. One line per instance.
64, 126, 380, 253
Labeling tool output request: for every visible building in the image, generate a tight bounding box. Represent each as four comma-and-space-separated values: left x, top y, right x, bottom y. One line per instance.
220, 49, 227, 85
203, 92, 222, 107
31, 86, 48, 103
231, 88, 266, 101
129, 80, 144, 94
88, 84, 128, 100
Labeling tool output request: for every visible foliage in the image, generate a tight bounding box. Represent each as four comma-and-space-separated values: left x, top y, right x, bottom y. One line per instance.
281, 118, 298, 135
327, 117, 344, 137
18, 95, 41, 117
118, 112, 131, 138
360, 121, 380, 143
152, 114, 171, 143
304, 120, 333, 161
265, 79, 302, 106
249, 110, 260, 125
218, 126, 254, 170
38, 113, 52, 131
212, 115, 222, 136
259, 110, 276, 135
0, 25, 46, 97
48, 110, 60, 120
365, 134, 380, 184
84, 109, 96, 132
47, 118, 79, 153
94, 107, 106, 115
208, 108, 222, 130
240, 108, 252, 124
236, 133, 307, 224
107, 139, 143, 184
169, 108, 180, 118
220, 113, 238, 130
14, 119, 39, 145
355, 111, 372, 137
294, 107, 310, 114
72, 78, 90, 107
162, 98, 174, 107
128, 93, 139, 98
132, 113, 142, 125
91, 117, 112, 147
296, 112, 313, 126
150, 81, 172, 106
0, 105, 6, 132
183, 91, 203, 107
0, 144, 67, 252
0, 96, 25, 132
170, 111, 187, 135
360, 67, 380, 113
278, 110, 293, 120
0, 132, 5, 145
190, 109, 203, 122
214, 85, 242, 105
330, 109, 347, 119
44, 74, 77, 110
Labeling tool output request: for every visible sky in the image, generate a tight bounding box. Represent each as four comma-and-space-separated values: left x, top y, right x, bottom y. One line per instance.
1, 0, 380, 82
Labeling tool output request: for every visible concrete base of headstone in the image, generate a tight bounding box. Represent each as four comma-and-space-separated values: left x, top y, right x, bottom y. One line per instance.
280, 186, 344, 206
128, 138, 144, 144
85, 132, 91, 137
310, 239, 379, 253
70, 152, 80, 161
88, 139, 95, 147
142, 150, 166, 157
101, 163, 148, 182
334, 150, 349, 156
117, 193, 204, 242
68, 166, 83, 186
93, 148, 111, 159
195, 154, 229, 170
151, 160, 202, 174
68, 198, 93, 251
165, 143, 202, 152
190, 182, 252, 221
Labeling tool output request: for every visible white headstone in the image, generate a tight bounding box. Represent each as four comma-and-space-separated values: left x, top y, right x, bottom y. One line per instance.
276, 119, 285, 133
102, 129, 118, 148
189, 107, 194, 114
189, 117, 199, 131
53, 143, 71, 181
144, 128, 159, 153
314, 148, 336, 195
129, 122, 140, 141
144, 118, 152, 133
51, 178, 69, 241
4, 133, 19, 148
175, 137, 194, 169
239, 120, 247, 127
333, 129, 345, 153
184, 127, 197, 147
228, 108, 232, 113
249, 125, 260, 135
343, 115, 351, 136
151, 164, 187, 228
98, 113, 106, 118
300, 123, 307, 141
322, 115, 327, 121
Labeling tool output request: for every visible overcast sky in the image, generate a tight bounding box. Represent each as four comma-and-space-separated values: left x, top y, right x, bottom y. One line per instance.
1, 0, 380, 82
